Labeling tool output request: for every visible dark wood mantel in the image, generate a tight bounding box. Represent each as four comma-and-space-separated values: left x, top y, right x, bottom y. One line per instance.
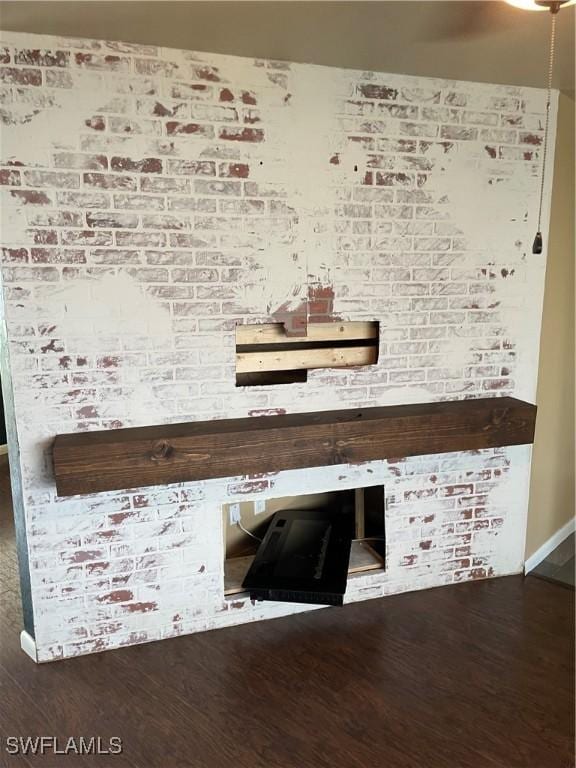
52, 397, 537, 497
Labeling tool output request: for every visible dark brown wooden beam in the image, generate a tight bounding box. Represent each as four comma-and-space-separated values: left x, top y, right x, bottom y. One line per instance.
52, 397, 537, 497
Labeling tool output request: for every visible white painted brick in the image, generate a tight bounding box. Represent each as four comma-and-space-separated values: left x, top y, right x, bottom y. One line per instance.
0, 31, 554, 661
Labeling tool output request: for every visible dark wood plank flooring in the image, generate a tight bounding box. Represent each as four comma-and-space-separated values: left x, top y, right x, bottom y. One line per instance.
532, 533, 575, 588
0, 457, 574, 768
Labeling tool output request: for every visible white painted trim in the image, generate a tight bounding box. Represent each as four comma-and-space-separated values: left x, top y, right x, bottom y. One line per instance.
524, 517, 575, 573
20, 630, 38, 663
0, 444, 8, 455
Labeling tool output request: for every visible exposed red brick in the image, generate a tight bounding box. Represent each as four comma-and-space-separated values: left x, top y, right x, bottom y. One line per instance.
219, 127, 264, 142
65, 550, 105, 564
482, 378, 512, 391
75, 52, 129, 71
124, 602, 158, 614
76, 405, 98, 418
38, 323, 56, 336
308, 298, 330, 316
10, 189, 51, 205
97, 589, 133, 603
308, 284, 340, 324
165, 121, 214, 138
15, 48, 69, 67
28, 229, 58, 245
170, 82, 209, 99
84, 116, 106, 131
57, 356, 70, 369
454, 567, 489, 582
60, 230, 112, 246
243, 110, 260, 124
0, 67, 42, 86
272, 298, 308, 338
219, 162, 249, 178
2, 248, 28, 263
111, 156, 162, 174
442, 483, 474, 497
0, 168, 20, 185
151, 101, 173, 116
191, 65, 220, 82
375, 171, 412, 187
519, 132, 543, 145
358, 84, 398, 100
455, 545, 472, 558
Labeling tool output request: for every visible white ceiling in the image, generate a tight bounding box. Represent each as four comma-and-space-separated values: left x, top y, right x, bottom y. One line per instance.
0, 1, 574, 93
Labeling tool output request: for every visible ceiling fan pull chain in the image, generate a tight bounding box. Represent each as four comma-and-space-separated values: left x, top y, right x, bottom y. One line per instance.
532, 9, 557, 254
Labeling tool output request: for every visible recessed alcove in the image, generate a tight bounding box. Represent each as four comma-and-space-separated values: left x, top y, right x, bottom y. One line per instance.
235, 321, 380, 387
222, 486, 386, 599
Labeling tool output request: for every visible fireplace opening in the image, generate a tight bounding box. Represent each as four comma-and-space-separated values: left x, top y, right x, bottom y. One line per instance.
223, 486, 386, 602
235, 321, 380, 387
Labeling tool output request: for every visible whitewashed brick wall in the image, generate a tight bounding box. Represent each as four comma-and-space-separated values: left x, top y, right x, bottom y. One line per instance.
0, 30, 555, 661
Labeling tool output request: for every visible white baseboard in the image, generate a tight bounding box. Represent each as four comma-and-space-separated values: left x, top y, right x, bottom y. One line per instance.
524, 517, 575, 573
20, 630, 38, 663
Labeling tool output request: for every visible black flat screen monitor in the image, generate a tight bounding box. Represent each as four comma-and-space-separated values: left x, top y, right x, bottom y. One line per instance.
242, 506, 354, 606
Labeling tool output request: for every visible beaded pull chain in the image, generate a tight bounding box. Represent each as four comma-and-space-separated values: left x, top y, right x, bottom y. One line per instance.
532, 7, 558, 254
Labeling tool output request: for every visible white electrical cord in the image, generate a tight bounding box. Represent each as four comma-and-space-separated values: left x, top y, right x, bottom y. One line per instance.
236, 520, 262, 542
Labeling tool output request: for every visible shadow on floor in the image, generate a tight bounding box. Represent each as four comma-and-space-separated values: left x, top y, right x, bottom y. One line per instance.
532, 533, 575, 589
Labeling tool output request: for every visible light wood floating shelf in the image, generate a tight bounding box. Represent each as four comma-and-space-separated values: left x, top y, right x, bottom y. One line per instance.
236, 321, 379, 346
52, 397, 537, 497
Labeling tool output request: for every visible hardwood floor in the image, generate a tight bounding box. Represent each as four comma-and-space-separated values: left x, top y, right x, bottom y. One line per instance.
532, 533, 575, 589
0, 458, 574, 768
